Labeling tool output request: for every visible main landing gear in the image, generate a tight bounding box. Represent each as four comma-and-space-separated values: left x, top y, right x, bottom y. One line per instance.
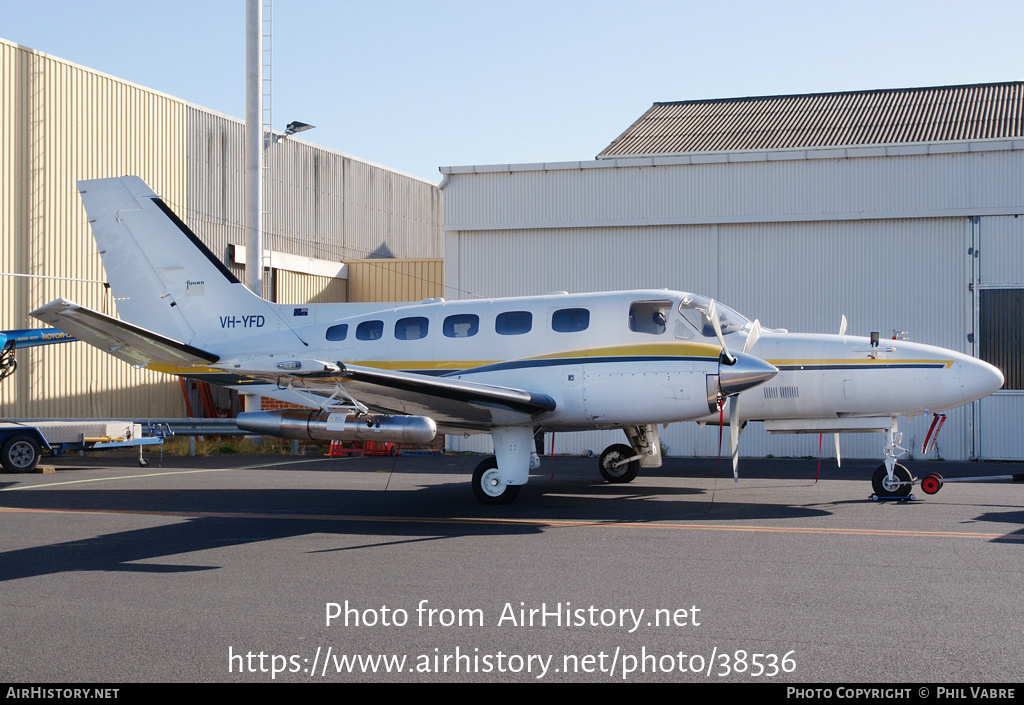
470, 426, 537, 505
472, 457, 521, 505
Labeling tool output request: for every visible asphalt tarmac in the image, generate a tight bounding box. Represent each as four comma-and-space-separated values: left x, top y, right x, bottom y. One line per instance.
0, 450, 1021, 684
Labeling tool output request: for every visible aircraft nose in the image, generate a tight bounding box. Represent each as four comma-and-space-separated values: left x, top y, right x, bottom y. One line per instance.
719, 351, 778, 396
958, 356, 1004, 403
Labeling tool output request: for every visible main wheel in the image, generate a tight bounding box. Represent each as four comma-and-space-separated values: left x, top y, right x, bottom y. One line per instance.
472, 457, 521, 505
599, 444, 640, 483
1, 435, 41, 473
871, 463, 913, 498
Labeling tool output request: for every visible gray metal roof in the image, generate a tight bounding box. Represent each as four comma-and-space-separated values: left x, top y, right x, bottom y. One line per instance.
598, 82, 1024, 157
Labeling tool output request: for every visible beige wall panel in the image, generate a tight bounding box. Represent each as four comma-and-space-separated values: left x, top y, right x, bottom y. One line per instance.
3, 40, 441, 420
345, 259, 444, 302
274, 270, 347, 305
1, 39, 187, 418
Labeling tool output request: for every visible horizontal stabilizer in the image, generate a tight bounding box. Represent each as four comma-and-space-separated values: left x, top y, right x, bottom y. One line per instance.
30, 298, 218, 368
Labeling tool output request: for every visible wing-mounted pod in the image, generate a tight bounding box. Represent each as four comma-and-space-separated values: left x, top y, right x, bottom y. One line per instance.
237, 409, 437, 444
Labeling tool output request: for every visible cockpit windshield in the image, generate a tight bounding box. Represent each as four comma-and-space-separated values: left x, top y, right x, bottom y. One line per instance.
677, 294, 750, 338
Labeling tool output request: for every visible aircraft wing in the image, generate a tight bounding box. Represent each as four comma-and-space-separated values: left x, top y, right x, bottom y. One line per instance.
318, 363, 555, 416
29, 299, 218, 368
218, 358, 557, 430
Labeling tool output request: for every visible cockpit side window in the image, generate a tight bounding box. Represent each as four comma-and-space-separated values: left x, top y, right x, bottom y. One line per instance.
677, 295, 749, 338
628, 300, 671, 335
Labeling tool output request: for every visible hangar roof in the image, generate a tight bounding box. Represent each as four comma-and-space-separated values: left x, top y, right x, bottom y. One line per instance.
599, 81, 1024, 157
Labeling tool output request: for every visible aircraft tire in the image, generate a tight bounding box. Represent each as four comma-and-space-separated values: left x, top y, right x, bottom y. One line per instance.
599, 444, 641, 483
472, 456, 521, 505
1, 435, 41, 474
871, 463, 913, 498
920, 473, 943, 495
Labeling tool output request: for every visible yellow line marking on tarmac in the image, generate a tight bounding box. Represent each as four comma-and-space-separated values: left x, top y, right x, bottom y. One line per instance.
0, 504, 1009, 540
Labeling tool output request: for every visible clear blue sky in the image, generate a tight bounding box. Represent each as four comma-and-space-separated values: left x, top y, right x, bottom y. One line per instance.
4, 1, 1022, 183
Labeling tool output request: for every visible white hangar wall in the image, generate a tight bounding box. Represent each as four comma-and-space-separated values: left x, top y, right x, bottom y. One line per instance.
441, 139, 1024, 461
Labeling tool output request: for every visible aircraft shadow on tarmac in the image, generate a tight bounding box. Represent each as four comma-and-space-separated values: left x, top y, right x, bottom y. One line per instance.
0, 456, 850, 583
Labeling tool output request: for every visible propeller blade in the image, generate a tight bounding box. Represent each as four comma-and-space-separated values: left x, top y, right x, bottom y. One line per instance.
743, 319, 762, 355
729, 394, 741, 484
707, 299, 736, 364
839, 315, 848, 336
834, 433, 841, 468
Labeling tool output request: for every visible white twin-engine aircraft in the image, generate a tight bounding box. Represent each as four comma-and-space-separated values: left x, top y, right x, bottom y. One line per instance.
32, 177, 1003, 504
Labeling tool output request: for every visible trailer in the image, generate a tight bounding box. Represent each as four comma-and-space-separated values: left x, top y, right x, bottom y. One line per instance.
0, 420, 162, 472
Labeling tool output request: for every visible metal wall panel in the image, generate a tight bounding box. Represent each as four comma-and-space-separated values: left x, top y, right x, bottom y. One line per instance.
1, 39, 188, 419
185, 110, 443, 271
274, 270, 347, 305
974, 214, 1024, 455
979, 214, 1024, 287
345, 259, 444, 303
977, 388, 1024, 460
442, 147, 1024, 232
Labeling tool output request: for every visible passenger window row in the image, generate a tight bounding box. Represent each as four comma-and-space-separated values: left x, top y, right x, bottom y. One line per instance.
324, 308, 592, 342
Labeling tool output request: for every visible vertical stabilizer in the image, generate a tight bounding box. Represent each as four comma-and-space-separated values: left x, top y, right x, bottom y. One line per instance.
77, 176, 283, 348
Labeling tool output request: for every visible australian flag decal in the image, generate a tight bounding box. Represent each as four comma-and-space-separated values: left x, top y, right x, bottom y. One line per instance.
293, 307, 309, 316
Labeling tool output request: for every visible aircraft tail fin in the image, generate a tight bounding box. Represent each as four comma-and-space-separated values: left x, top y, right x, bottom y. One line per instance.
76, 176, 283, 348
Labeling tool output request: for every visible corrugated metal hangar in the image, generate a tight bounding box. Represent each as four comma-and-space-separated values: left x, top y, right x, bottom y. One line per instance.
1, 38, 443, 419
441, 83, 1024, 461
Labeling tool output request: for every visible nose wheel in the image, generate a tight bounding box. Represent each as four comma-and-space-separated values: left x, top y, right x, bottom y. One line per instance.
871, 463, 913, 498
598, 444, 641, 483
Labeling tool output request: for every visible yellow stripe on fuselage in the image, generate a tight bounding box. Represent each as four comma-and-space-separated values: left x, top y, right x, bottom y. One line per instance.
768, 358, 954, 368
350, 341, 724, 371
147, 341, 724, 376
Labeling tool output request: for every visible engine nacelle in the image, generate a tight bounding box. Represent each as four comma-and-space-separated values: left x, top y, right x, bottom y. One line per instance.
236, 410, 437, 444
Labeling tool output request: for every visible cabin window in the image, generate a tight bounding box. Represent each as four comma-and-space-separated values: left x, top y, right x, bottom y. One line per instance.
496, 311, 532, 335
356, 320, 384, 341
629, 300, 671, 335
980, 288, 1022, 389
325, 324, 348, 341
444, 313, 479, 338
552, 308, 590, 333
395, 316, 429, 341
